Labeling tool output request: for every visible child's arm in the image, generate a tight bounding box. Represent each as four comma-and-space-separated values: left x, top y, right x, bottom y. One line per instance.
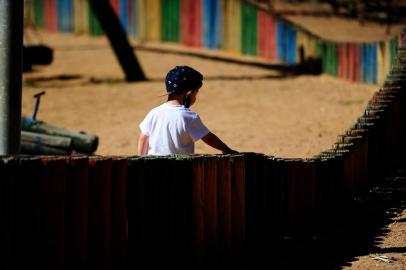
202, 132, 238, 154
137, 132, 149, 155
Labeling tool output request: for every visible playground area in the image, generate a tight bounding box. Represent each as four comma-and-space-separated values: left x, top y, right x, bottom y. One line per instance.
21, 28, 405, 269
22, 29, 378, 158
16, 1, 406, 268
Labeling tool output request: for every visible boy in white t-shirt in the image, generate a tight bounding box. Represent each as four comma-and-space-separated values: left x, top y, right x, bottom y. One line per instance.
138, 66, 237, 156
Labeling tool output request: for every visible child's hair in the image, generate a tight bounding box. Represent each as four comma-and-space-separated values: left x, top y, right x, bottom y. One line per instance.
165, 66, 203, 95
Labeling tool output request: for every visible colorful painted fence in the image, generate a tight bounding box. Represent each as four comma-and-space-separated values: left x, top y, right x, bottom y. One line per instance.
26, 0, 403, 85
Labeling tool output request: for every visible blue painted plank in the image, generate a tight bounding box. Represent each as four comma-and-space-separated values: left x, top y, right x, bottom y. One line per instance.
276, 21, 286, 62
367, 44, 372, 83
203, 0, 222, 49
119, 0, 128, 33
276, 21, 296, 64
371, 43, 378, 84
127, 0, 138, 38
57, 0, 73, 32
360, 44, 366, 83
286, 24, 296, 64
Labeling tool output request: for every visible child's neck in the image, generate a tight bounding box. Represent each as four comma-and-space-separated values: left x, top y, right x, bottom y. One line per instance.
166, 100, 182, 106
166, 96, 184, 106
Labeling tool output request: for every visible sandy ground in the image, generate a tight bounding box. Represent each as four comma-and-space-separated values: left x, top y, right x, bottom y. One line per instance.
343, 209, 406, 270
22, 30, 377, 158
21, 29, 405, 269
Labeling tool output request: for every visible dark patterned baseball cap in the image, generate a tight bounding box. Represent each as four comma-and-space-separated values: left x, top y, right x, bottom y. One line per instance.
163, 66, 203, 95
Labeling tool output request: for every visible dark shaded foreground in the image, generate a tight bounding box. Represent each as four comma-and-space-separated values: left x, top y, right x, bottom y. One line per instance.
170, 161, 406, 270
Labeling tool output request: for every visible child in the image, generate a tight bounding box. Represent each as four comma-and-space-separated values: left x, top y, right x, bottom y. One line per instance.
138, 65, 237, 156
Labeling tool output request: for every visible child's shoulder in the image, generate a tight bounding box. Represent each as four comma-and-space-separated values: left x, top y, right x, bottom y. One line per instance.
181, 108, 201, 121
147, 103, 167, 113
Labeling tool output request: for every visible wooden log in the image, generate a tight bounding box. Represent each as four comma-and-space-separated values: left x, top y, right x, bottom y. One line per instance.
126, 157, 148, 266
254, 154, 268, 242
110, 157, 128, 270
88, 156, 112, 270
21, 130, 72, 150
41, 156, 69, 270
203, 156, 219, 263
21, 140, 70, 155
147, 157, 170, 263
270, 157, 286, 235
21, 118, 98, 154
217, 155, 232, 260
0, 157, 18, 270
16, 156, 43, 269
231, 155, 245, 258
192, 156, 205, 264
242, 152, 262, 247
255, 154, 273, 243
284, 159, 301, 232
0, 156, 44, 269
301, 159, 316, 230
314, 156, 330, 216
65, 156, 89, 270
170, 156, 194, 265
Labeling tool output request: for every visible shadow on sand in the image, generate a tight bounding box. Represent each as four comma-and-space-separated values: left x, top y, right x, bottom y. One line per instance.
24, 43, 322, 87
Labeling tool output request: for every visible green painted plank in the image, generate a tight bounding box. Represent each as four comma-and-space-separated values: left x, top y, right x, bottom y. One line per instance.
161, 0, 180, 42
88, 3, 104, 36
33, 0, 45, 28
241, 2, 257, 56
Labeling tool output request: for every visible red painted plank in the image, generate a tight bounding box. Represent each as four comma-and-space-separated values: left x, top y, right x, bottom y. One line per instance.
44, 0, 57, 32
258, 10, 276, 59
348, 44, 354, 81
349, 44, 357, 82
181, 0, 202, 47
109, 0, 120, 15
352, 44, 361, 82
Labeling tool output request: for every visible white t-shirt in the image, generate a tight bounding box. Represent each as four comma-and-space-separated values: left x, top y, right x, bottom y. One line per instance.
139, 103, 209, 155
